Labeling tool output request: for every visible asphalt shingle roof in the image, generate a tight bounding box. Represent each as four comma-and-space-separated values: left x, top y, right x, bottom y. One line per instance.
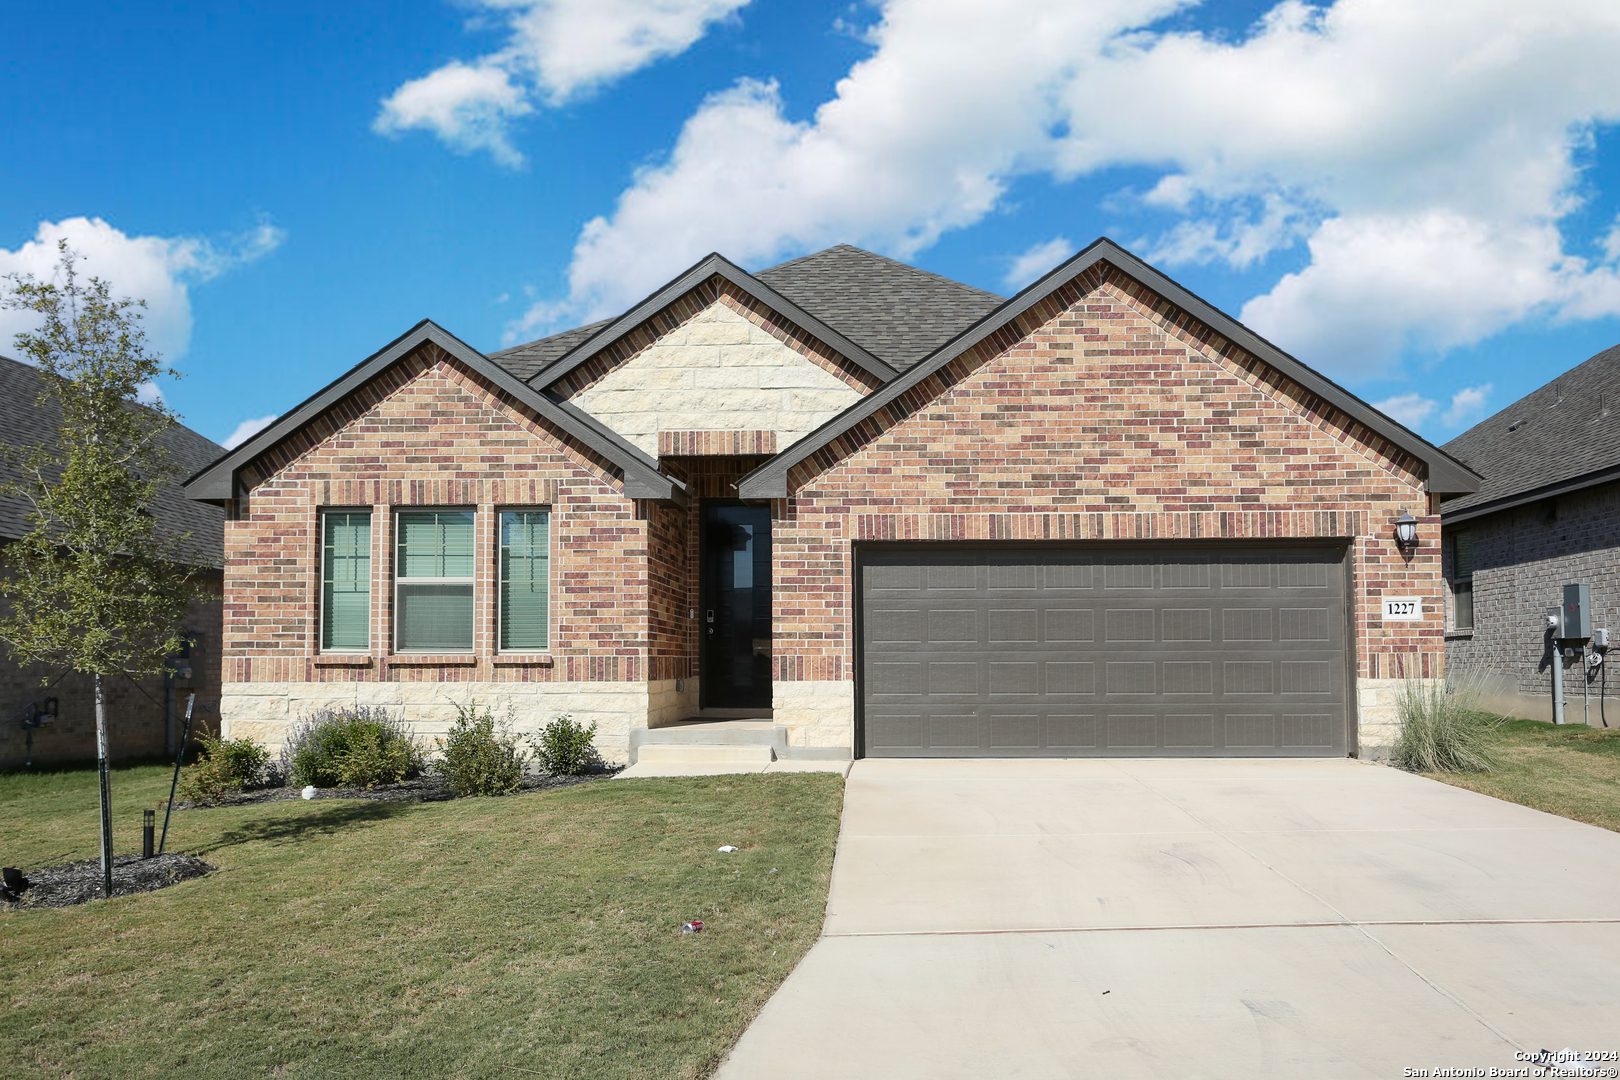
0, 354, 226, 567
754, 245, 1005, 371
1441, 341, 1620, 515
487, 244, 1006, 381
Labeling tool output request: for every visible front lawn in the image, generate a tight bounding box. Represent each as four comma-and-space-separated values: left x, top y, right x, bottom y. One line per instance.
1424, 718, 1620, 831
0, 762, 844, 1079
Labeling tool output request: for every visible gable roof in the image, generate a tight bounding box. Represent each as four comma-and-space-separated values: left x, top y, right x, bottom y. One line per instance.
737, 237, 1483, 499
488, 318, 612, 382
515, 253, 900, 392
0, 354, 226, 567
183, 320, 684, 505
1440, 341, 1620, 523
754, 244, 1004, 371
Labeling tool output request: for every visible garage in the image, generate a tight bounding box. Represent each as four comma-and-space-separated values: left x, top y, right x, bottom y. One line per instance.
858, 543, 1350, 758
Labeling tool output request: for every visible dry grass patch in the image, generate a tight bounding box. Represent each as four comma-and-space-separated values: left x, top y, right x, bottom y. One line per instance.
0, 762, 843, 1079
1425, 719, 1620, 832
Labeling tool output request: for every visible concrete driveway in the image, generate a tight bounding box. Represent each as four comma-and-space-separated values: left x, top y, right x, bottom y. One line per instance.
717, 758, 1620, 1079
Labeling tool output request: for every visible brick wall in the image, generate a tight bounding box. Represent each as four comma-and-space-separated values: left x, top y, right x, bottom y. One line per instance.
1444, 479, 1620, 723
772, 263, 1445, 751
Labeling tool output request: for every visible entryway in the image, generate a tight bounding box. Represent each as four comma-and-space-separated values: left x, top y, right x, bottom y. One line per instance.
701, 502, 772, 711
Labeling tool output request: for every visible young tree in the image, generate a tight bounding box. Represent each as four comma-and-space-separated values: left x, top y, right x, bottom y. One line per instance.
0, 241, 208, 898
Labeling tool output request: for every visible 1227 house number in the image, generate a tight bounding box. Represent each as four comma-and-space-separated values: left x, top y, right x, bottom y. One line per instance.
1382, 597, 1424, 621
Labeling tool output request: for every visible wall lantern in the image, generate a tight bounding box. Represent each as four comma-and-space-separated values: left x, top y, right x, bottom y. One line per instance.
1393, 511, 1419, 551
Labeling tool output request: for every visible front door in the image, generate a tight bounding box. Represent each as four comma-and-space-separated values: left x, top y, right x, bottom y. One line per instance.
700, 503, 772, 709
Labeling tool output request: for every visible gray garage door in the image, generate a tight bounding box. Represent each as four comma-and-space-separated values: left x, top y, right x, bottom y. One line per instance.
859, 544, 1349, 757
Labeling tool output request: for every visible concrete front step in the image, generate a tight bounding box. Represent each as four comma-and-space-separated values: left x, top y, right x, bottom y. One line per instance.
635, 743, 776, 765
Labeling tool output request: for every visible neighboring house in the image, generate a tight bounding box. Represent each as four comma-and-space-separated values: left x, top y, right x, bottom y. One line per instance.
1440, 344, 1620, 725
184, 239, 1480, 763
0, 354, 225, 768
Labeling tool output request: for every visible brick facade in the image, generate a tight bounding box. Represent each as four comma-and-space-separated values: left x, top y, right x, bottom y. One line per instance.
1444, 479, 1620, 724
210, 256, 1450, 761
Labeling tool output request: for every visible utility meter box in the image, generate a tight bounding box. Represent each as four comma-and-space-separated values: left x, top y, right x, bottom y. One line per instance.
1561, 584, 1592, 641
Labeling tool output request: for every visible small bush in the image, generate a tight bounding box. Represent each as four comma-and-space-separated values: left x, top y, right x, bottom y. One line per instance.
437, 702, 527, 796
1391, 674, 1498, 774
282, 706, 424, 789
530, 714, 599, 776
179, 735, 272, 805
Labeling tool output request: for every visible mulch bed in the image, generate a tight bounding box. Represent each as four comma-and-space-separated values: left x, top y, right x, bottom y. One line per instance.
179, 768, 620, 809
2, 853, 213, 911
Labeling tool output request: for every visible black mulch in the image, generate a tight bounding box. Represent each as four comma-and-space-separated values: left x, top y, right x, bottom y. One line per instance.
2, 853, 213, 911
179, 768, 620, 809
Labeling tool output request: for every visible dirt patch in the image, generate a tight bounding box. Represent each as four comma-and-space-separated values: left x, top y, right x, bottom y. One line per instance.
180, 769, 620, 809
3, 853, 213, 910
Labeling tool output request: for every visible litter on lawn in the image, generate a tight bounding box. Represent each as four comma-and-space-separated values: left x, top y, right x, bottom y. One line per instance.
717, 845, 738, 852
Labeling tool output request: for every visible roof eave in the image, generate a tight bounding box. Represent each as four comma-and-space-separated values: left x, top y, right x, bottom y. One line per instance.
1440, 462, 1620, 525
738, 237, 1483, 500
529, 253, 900, 393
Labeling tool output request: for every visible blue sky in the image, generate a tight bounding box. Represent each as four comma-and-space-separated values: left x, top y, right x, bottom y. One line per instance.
6, 0, 1620, 452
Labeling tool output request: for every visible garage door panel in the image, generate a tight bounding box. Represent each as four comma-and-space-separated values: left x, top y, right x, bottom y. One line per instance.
860, 543, 1349, 757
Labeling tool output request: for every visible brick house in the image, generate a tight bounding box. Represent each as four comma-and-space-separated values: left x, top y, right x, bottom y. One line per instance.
1440, 343, 1620, 725
184, 239, 1479, 762
1, 355, 224, 768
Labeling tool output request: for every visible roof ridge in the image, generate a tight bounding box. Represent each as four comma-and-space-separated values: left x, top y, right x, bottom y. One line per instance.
758, 243, 1004, 300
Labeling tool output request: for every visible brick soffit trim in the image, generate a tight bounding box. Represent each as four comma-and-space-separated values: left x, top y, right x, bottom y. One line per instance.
181, 320, 685, 506
736, 237, 1484, 500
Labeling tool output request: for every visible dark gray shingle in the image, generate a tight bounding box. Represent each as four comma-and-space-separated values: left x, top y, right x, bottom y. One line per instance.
488, 319, 612, 381
755, 245, 1004, 371
0, 354, 225, 566
1441, 341, 1620, 514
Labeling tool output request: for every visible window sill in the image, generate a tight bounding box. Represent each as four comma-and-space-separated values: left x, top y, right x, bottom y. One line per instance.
1445, 631, 1475, 640
492, 653, 554, 667
385, 653, 478, 666
314, 654, 374, 667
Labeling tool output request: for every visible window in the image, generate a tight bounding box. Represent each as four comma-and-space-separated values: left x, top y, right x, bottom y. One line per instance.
1448, 528, 1474, 631
321, 512, 372, 651
500, 511, 550, 651
395, 510, 475, 651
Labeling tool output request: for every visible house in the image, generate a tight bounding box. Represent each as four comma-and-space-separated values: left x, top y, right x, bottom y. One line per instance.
183, 239, 1480, 763
1440, 343, 1620, 725
0, 355, 225, 769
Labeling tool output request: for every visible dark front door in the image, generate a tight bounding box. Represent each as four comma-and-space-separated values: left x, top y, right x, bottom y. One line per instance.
701, 503, 772, 710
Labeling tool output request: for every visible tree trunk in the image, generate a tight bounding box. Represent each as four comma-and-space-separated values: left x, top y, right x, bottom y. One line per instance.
95, 672, 114, 899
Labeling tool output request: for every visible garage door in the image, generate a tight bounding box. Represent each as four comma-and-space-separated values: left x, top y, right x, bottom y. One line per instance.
859, 544, 1349, 757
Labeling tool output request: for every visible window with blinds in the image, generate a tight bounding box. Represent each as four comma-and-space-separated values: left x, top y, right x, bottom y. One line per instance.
395, 511, 475, 651
321, 511, 372, 651
1448, 528, 1474, 631
500, 511, 549, 651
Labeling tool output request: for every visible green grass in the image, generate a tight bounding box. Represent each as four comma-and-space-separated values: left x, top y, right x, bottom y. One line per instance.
1425, 718, 1620, 832
0, 762, 844, 1079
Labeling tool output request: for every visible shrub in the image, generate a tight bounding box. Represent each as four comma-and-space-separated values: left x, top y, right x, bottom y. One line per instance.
530, 714, 599, 776
1391, 674, 1498, 774
178, 735, 272, 805
282, 706, 424, 789
437, 702, 527, 796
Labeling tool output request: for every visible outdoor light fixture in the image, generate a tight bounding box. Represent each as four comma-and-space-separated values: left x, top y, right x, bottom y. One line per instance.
1393, 511, 1419, 551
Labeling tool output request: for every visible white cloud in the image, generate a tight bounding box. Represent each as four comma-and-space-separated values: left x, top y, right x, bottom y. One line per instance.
1005, 237, 1072, 291
222, 414, 278, 450
1372, 383, 1494, 435
0, 216, 284, 364
376, 0, 751, 167
136, 381, 164, 405
1372, 392, 1437, 430
518, 0, 1620, 380
1442, 383, 1493, 428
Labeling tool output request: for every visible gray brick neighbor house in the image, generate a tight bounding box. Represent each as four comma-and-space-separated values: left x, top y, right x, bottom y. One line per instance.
1441, 343, 1620, 726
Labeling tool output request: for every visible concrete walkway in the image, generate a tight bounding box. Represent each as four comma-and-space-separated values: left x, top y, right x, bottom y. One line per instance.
716, 758, 1620, 1079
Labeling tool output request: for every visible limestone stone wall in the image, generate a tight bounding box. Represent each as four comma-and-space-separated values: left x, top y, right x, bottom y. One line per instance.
570, 301, 864, 456
222, 680, 651, 765
773, 680, 854, 754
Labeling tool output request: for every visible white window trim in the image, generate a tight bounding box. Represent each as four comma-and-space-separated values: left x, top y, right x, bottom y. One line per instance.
393, 508, 477, 655
496, 507, 553, 654
318, 508, 373, 654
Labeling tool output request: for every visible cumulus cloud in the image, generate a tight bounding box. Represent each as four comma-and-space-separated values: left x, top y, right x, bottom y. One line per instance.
222, 414, 279, 450
517, 0, 1620, 381
1373, 383, 1494, 435
376, 0, 751, 167
1005, 237, 1072, 291
0, 216, 284, 364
